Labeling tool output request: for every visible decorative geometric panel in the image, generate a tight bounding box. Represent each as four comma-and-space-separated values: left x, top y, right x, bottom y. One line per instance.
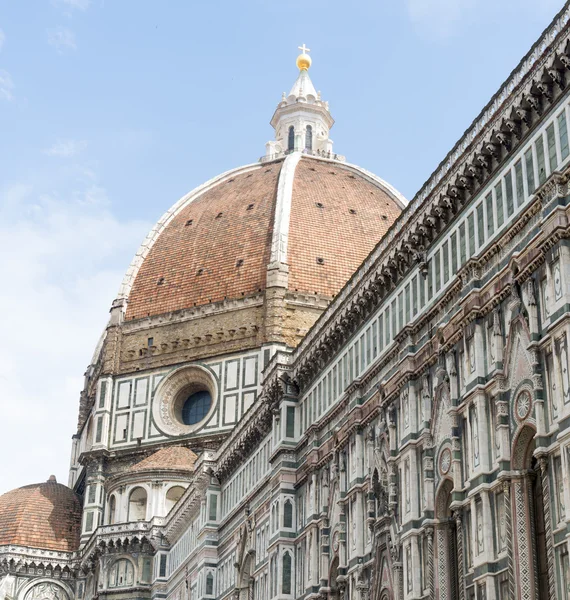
438, 528, 448, 600
515, 481, 533, 600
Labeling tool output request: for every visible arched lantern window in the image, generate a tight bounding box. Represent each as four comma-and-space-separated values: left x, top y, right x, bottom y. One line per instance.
283, 499, 293, 528
305, 125, 313, 151
108, 494, 116, 524
288, 126, 295, 151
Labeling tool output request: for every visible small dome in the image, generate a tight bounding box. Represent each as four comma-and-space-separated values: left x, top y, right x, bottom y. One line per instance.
0, 478, 81, 551
129, 446, 198, 472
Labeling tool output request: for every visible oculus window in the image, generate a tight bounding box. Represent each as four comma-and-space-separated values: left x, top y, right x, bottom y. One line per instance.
182, 390, 212, 425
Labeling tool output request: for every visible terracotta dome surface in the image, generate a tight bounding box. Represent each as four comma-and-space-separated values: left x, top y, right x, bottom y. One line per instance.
121, 154, 405, 320
130, 446, 198, 472
0, 477, 81, 551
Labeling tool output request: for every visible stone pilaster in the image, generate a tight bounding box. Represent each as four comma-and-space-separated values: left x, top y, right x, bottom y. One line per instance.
426, 527, 434, 600
453, 512, 465, 600
539, 457, 556, 600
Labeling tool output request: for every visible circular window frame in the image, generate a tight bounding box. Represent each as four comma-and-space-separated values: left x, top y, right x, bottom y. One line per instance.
152, 365, 218, 436
515, 389, 533, 422
439, 447, 452, 476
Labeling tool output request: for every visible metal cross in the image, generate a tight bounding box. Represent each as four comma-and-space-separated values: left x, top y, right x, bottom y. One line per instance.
298, 44, 311, 54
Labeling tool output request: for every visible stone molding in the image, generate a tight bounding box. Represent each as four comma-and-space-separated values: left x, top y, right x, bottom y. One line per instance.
292, 11, 570, 387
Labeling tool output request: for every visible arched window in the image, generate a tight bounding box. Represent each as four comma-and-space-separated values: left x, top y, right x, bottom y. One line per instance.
206, 572, 214, 595
283, 499, 293, 528
108, 494, 116, 524
288, 126, 295, 151
275, 502, 280, 529
305, 125, 313, 151
128, 487, 147, 521
182, 390, 211, 425
282, 551, 292, 595
108, 559, 134, 588
165, 485, 185, 513
271, 556, 277, 597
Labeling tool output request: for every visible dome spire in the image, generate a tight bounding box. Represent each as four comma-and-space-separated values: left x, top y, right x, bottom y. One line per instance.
296, 44, 312, 71
264, 46, 343, 162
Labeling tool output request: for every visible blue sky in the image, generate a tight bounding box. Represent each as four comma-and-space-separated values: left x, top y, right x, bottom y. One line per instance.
0, 0, 564, 494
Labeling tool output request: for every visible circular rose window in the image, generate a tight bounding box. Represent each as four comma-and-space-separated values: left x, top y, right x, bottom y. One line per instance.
152, 365, 217, 436
515, 390, 532, 421
440, 448, 452, 476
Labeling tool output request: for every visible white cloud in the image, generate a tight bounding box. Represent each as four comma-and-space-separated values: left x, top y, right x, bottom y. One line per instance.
44, 139, 88, 158
0, 180, 151, 495
0, 29, 5, 52
0, 69, 14, 101
47, 26, 77, 52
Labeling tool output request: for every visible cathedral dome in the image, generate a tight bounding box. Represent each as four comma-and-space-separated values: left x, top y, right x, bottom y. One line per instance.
0, 476, 82, 551
120, 154, 405, 321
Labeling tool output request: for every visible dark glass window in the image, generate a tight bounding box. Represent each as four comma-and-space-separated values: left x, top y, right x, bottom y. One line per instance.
434, 250, 441, 292
282, 552, 292, 594
536, 136, 547, 185
451, 233, 458, 275
305, 125, 313, 150
515, 160, 524, 207
485, 192, 494, 237
99, 380, 107, 408
505, 170, 514, 217
558, 111, 569, 160
286, 406, 295, 438
159, 554, 167, 578
468, 214, 476, 257
283, 500, 293, 527
206, 573, 214, 596
427, 259, 433, 300
547, 124, 558, 172
288, 126, 295, 151
209, 493, 218, 521
442, 241, 449, 284
95, 416, 103, 443
476, 203, 485, 247
182, 390, 211, 425
495, 182, 504, 228
459, 223, 467, 265
525, 148, 535, 194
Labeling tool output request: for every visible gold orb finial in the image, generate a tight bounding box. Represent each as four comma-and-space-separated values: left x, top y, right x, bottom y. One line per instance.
296, 44, 311, 71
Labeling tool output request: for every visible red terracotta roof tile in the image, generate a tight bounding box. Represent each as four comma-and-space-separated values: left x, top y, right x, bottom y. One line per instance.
0, 477, 81, 551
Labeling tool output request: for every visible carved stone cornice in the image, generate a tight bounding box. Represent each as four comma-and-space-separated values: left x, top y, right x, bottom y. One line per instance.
290, 8, 570, 390
0, 546, 78, 577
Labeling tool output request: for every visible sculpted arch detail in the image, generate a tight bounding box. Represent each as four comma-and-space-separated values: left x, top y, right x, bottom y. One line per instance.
20, 580, 73, 600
